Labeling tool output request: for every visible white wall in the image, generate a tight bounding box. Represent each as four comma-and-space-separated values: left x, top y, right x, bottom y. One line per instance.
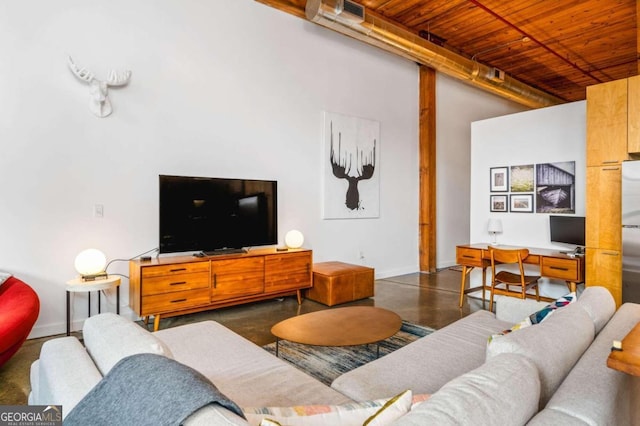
0, 0, 530, 337
0, 0, 420, 336
436, 74, 528, 268
468, 101, 586, 294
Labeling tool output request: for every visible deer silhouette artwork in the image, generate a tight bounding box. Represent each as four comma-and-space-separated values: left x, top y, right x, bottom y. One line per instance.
68, 56, 131, 118
329, 121, 377, 211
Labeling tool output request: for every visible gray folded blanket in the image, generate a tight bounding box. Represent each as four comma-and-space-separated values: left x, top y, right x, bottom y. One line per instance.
64, 353, 245, 425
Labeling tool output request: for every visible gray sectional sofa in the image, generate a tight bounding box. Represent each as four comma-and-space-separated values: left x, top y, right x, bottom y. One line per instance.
29, 286, 640, 425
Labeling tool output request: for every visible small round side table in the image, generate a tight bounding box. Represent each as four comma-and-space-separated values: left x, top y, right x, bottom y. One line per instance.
65, 276, 121, 336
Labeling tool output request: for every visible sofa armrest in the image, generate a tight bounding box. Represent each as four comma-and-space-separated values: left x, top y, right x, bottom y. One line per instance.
34, 337, 102, 418
494, 296, 549, 324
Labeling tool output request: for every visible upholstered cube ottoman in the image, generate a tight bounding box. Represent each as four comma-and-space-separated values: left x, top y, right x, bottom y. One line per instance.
307, 262, 374, 306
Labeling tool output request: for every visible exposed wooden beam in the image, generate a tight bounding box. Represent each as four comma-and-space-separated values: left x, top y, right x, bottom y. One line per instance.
419, 66, 437, 273
254, 0, 305, 18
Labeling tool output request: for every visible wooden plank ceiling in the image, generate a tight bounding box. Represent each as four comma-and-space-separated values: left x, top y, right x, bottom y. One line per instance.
259, 0, 638, 102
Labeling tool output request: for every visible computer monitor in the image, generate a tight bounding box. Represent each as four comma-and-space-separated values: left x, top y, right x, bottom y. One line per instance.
549, 215, 585, 251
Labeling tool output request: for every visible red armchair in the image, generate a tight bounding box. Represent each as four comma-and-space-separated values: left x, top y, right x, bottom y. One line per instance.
0, 276, 40, 368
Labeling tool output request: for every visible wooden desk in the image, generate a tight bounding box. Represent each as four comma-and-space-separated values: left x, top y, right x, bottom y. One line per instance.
607, 322, 640, 376
456, 244, 585, 308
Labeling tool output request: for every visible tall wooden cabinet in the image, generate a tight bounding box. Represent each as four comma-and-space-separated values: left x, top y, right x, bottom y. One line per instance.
586, 76, 640, 306
129, 248, 312, 330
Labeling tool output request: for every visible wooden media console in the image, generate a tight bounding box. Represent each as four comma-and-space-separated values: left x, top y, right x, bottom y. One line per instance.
129, 248, 312, 330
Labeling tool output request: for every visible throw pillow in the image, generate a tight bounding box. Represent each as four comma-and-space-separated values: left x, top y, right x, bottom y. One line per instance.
245, 390, 417, 426
489, 292, 576, 343
363, 389, 413, 425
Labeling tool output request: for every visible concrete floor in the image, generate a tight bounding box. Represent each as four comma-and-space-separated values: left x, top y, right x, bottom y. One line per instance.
0, 269, 486, 405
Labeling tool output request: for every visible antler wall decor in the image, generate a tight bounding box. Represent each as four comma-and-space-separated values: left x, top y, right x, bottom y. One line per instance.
68, 56, 131, 117
329, 120, 377, 211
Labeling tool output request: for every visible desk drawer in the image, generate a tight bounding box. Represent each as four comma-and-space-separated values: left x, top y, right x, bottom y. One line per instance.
541, 257, 579, 281
456, 247, 485, 267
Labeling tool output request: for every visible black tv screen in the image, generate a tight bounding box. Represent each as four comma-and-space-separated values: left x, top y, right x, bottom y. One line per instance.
549, 215, 585, 247
159, 175, 277, 254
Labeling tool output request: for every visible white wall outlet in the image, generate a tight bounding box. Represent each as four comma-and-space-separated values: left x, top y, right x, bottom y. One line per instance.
94, 204, 104, 218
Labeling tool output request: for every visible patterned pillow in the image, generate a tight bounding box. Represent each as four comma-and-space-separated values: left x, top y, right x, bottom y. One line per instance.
489, 292, 576, 343
363, 389, 413, 425
245, 390, 423, 426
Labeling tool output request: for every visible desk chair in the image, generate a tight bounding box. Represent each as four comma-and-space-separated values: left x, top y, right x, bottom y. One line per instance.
489, 247, 540, 312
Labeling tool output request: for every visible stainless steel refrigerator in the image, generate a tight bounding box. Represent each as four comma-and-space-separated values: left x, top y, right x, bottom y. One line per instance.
622, 160, 640, 303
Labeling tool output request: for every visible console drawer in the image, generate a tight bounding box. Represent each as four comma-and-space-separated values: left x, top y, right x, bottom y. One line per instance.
141, 288, 210, 315
142, 272, 209, 296
141, 262, 209, 278
541, 257, 580, 281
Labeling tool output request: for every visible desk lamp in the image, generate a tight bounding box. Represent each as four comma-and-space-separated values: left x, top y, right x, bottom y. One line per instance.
487, 219, 503, 246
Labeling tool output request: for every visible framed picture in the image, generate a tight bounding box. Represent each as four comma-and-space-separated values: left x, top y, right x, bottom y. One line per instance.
490, 167, 508, 192
322, 111, 380, 219
536, 161, 576, 213
510, 164, 534, 192
510, 194, 534, 213
490, 195, 508, 212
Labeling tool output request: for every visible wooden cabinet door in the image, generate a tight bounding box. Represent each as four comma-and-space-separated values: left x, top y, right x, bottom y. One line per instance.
629, 75, 640, 154
265, 251, 312, 293
586, 79, 628, 166
585, 248, 622, 307
586, 166, 621, 250
211, 257, 264, 301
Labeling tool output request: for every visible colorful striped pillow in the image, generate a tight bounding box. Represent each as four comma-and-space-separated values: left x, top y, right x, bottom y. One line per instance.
243, 391, 428, 426
489, 292, 577, 343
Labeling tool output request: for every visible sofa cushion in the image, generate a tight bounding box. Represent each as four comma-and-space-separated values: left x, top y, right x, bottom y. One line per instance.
574, 286, 616, 334
154, 320, 351, 407
525, 409, 590, 425
486, 302, 595, 407
83, 313, 173, 375
331, 310, 512, 401
528, 302, 640, 426
391, 353, 540, 426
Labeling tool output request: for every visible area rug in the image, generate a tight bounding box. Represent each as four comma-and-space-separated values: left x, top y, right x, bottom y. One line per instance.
263, 321, 433, 386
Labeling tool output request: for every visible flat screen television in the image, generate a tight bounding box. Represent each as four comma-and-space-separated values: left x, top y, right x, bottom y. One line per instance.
159, 175, 277, 254
549, 215, 585, 249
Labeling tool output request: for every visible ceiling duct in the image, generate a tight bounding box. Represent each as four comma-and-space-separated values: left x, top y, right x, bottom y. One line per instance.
305, 0, 562, 108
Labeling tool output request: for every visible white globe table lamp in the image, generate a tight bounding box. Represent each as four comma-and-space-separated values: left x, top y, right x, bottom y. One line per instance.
74, 248, 108, 281
285, 230, 304, 249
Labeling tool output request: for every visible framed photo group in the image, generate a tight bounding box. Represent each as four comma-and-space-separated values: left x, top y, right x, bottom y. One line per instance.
489, 162, 575, 214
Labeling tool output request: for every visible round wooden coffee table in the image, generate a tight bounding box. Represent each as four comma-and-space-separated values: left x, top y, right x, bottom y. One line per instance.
271, 306, 402, 357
